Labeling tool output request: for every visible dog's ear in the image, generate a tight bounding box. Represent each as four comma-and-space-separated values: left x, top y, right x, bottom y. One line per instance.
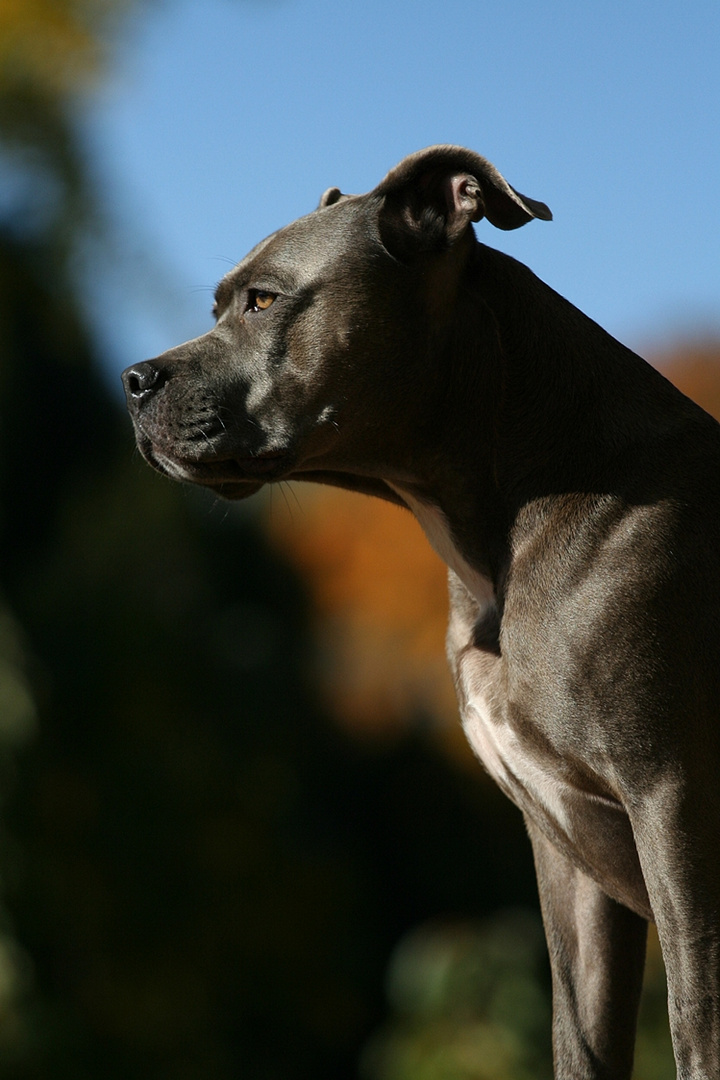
374, 145, 551, 258
318, 187, 345, 208
319, 186, 356, 209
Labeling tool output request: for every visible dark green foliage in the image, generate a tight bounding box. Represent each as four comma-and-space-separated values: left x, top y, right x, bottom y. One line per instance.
362, 910, 553, 1080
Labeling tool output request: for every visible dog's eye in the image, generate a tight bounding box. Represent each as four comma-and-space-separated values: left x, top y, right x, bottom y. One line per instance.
248, 289, 276, 312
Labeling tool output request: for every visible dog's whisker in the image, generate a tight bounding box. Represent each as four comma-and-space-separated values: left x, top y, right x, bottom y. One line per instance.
210, 255, 238, 267
276, 481, 294, 521
283, 480, 304, 517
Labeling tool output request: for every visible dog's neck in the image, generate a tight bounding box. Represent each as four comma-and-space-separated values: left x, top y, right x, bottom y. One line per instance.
382, 241, 703, 603
472, 244, 694, 503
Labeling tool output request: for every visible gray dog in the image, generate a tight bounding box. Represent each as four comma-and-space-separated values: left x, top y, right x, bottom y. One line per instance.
123, 146, 720, 1079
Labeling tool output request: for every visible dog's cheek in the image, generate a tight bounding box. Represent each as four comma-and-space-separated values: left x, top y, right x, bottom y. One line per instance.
244, 368, 281, 421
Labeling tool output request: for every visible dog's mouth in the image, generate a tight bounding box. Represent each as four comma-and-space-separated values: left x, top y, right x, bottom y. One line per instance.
129, 403, 343, 500
145, 446, 293, 499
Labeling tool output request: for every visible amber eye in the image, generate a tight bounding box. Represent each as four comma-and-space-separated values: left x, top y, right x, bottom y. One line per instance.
249, 289, 276, 312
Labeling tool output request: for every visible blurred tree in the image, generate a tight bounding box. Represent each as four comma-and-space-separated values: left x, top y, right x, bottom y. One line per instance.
0, 0, 118, 1064
266, 488, 456, 740
657, 341, 720, 421
0, 0, 132, 263
361, 910, 552, 1080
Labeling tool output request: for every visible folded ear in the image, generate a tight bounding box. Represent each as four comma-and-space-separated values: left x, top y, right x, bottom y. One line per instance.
374, 145, 552, 258
318, 186, 344, 208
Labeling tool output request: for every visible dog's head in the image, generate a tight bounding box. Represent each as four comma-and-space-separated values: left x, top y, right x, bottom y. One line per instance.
122, 146, 550, 500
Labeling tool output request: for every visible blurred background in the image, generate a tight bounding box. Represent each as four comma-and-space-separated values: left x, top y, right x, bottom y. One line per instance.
0, 0, 718, 1076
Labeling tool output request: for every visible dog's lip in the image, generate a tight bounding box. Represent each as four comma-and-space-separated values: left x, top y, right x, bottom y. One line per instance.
188, 451, 290, 500
229, 450, 290, 477
157, 448, 293, 486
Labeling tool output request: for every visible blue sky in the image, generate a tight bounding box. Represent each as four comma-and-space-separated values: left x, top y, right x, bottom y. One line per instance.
82, 0, 720, 387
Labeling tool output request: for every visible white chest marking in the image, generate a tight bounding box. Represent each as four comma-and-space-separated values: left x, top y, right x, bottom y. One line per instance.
389, 488, 567, 828
388, 485, 494, 610
388, 494, 637, 892
462, 694, 573, 833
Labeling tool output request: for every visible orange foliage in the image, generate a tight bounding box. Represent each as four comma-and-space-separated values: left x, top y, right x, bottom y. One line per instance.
655, 341, 720, 421
0, 0, 115, 95
266, 339, 720, 746
266, 485, 457, 740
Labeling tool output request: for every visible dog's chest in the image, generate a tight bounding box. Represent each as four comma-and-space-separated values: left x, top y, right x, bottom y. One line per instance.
453, 636, 571, 829
388, 489, 552, 808
393, 487, 647, 910
390, 485, 578, 808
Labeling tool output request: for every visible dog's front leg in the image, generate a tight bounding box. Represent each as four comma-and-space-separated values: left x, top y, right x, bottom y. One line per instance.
526, 820, 648, 1080
630, 792, 720, 1079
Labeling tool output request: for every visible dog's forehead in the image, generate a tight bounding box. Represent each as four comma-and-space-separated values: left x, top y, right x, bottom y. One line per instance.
224, 194, 372, 292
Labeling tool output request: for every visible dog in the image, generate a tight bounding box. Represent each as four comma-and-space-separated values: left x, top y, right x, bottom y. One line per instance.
122, 146, 720, 1079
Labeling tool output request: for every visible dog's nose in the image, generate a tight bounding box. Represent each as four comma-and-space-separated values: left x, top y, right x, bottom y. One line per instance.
122, 362, 165, 403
